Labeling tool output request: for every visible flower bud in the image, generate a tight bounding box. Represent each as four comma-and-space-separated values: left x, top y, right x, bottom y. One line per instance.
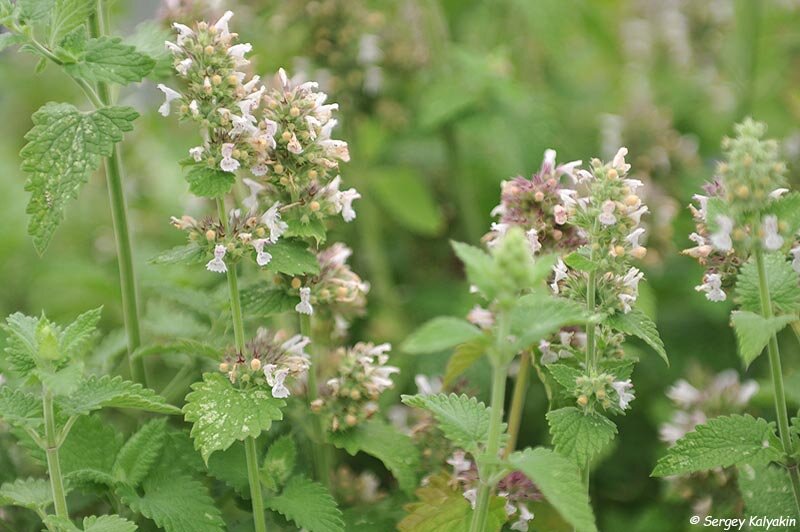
291, 277, 302, 289
219, 362, 230, 373
250, 358, 262, 372
577, 395, 589, 407
205, 230, 216, 241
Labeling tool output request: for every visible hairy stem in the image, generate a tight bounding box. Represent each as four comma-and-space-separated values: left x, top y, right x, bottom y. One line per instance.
581, 267, 598, 486
88, 2, 147, 385
43, 390, 69, 519
300, 313, 331, 488
217, 197, 267, 532
755, 248, 800, 517
504, 350, 530, 458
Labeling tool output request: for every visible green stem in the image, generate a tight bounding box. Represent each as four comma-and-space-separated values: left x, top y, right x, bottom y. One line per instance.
43, 390, 69, 519
88, 2, 147, 385
504, 350, 530, 458
161, 363, 196, 404
216, 197, 268, 531
300, 313, 331, 488
581, 267, 598, 486
754, 248, 800, 517
244, 436, 268, 532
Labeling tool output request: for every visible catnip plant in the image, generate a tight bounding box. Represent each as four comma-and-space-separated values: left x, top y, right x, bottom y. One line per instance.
0, 0, 154, 384
655, 118, 800, 520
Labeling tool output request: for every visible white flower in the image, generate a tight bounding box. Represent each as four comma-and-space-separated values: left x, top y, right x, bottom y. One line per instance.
463, 488, 477, 509
156, 84, 181, 117
622, 267, 644, 294
618, 293, 636, 313
550, 259, 568, 294
358, 34, 383, 64
558, 189, 578, 209
692, 194, 709, 221
553, 204, 568, 225
228, 43, 252, 66
261, 202, 289, 242
762, 215, 783, 251
612, 379, 635, 410
626, 227, 645, 248
467, 305, 494, 329
695, 273, 726, 302
189, 99, 199, 117
628, 205, 649, 225
666, 380, 702, 407
220, 143, 240, 172
286, 132, 303, 154
242, 178, 265, 213
319, 139, 350, 162
206, 245, 227, 273
526, 228, 542, 255
281, 334, 311, 358
447, 451, 472, 476
710, 215, 733, 251
598, 200, 617, 226
335, 188, 361, 222
176, 57, 193, 76
415, 374, 443, 396
510, 504, 534, 531
791, 245, 800, 273
172, 22, 194, 43
189, 146, 204, 162
295, 287, 313, 315
770, 188, 789, 200
612, 146, 631, 173
252, 238, 272, 266
539, 339, 557, 364
623, 178, 644, 193
264, 364, 291, 398
164, 41, 182, 54
213, 10, 234, 37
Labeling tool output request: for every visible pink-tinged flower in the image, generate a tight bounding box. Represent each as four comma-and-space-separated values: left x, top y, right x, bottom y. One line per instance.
206, 245, 227, 273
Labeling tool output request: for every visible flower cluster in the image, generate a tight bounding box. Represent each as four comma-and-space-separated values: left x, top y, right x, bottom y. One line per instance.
447, 451, 539, 531
486, 149, 586, 255
573, 373, 636, 414
307, 243, 370, 335
684, 119, 794, 302
218, 328, 311, 398
331, 466, 385, 505
311, 342, 398, 432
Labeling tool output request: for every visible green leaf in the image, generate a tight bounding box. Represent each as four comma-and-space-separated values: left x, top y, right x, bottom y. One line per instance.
48, 0, 94, 46
508, 448, 597, 532
766, 192, 800, 236
451, 241, 496, 298
284, 217, 327, 245
45, 514, 139, 532
2, 312, 40, 372
547, 364, 582, 391
184, 166, 235, 198
149, 244, 206, 266
0, 33, 27, 52
60, 306, 101, 359
265, 239, 320, 276
266, 476, 345, 532
240, 284, 299, 317
401, 316, 483, 355
206, 441, 249, 496
443, 337, 487, 387
398, 472, 506, 532
402, 393, 493, 453
59, 375, 182, 416
117, 470, 224, 532
0, 387, 42, 429
730, 311, 795, 367
21, 103, 138, 253
546, 407, 617, 467
736, 254, 800, 314
510, 293, 589, 350
738, 463, 798, 531
652, 415, 782, 477
369, 168, 444, 236
605, 308, 668, 365
113, 418, 167, 486
563, 251, 598, 272
260, 435, 297, 491
63, 36, 155, 84
183, 372, 285, 462
0, 478, 53, 510
328, 419, 420, 494
60, 415, 122, 487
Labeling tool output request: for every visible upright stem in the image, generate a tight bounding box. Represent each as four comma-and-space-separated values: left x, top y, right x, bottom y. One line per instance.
88, 2, 147, 385
300, 313, 331, 488
217, 197, 267, 532
581, 267, 598, 486
754, 248, 800, 517
504, 350, 530, 458
43, 390, 69, 519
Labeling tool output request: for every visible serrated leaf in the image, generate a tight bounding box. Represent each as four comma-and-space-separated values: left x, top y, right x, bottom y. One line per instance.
402, 393, 493, 453
60, 307, 101, 359
652, 415, 783, 477
2, 312, 40, 372
0, 477, 53, 510
240, 284, 299, 317
731, 311, 795, 367
284, 217, 327, 245
605, 308, 668, 365
510, 293, 589, 350
117, 470, 224, 532
508, 448, 597, 532
328, 419, 420, 494
369, 168, 444, 236
58, 375, 182, 416
563, 252, 598, 272
736, 254, 800, 314
265, 239, 320, 276
401, 316, 483, 355
149, 243, 206, 266
64, 36, 155, 84
398, 472, 506, 532
451, 241, 496, 299
183, 372, 285, 462
184, 166, 235, 198
0, 32, 27, 52
0, 386, 42, 429
48, 0, 94, 46
546, 364, 582, 391
45, 514, 139, 532
766, 192, 800, 236
206, 441, 249, 496
260, 435, 297, 491
738, 463, 798, 531
443, 337, 487, 387
546, 407, 617, 467
266, 475, 345, 532
21, 103, 138, 253
113, 418, 167, 486
60, 415, 121, 487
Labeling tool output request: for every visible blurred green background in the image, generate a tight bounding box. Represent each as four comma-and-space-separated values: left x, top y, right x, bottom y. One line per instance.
3, 0, 800, 530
